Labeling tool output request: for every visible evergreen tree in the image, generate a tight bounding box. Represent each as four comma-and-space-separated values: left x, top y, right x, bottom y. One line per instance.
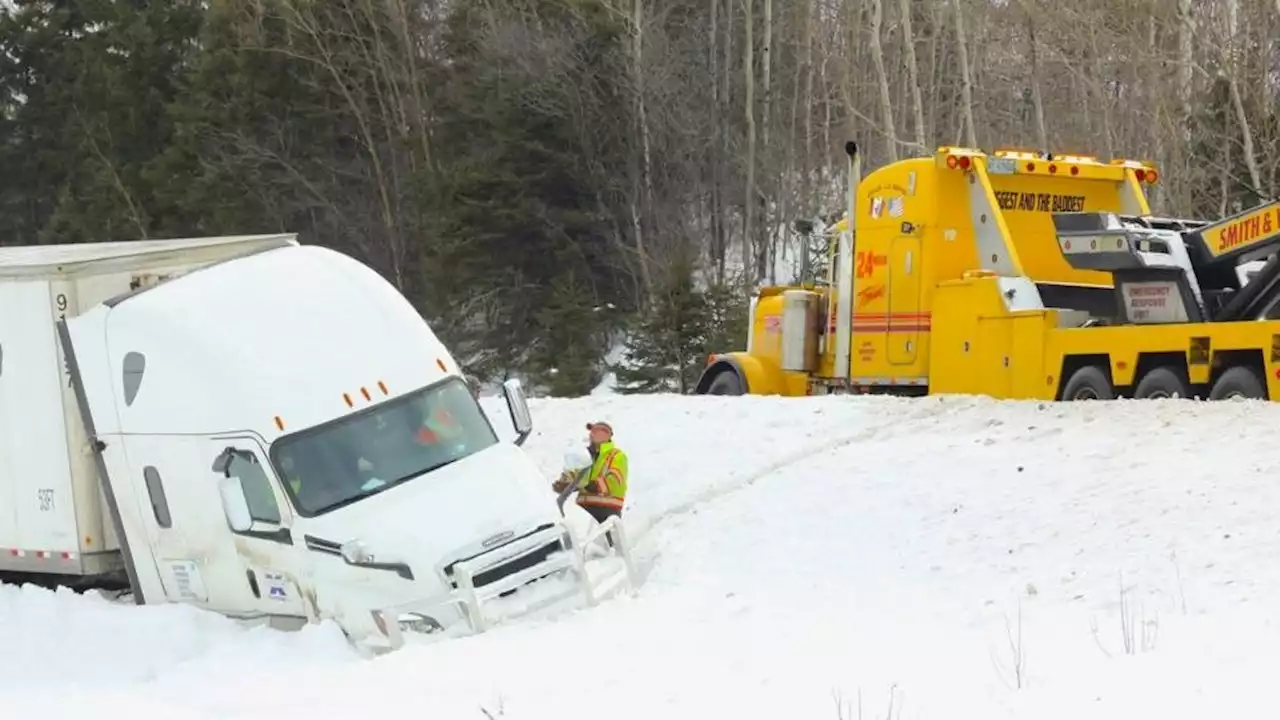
614, 255, 710, 394
148, 0, 331, 240
527, 265, 609, 396
702, 281, 750, 357
0, 0, 203, 245
424, 0, 631, 380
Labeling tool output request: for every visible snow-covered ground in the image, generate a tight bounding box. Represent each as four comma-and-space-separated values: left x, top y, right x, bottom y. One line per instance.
6, 394, 1280, 719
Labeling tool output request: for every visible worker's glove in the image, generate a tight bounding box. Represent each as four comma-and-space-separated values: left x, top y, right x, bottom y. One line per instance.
552, 474, 571, 493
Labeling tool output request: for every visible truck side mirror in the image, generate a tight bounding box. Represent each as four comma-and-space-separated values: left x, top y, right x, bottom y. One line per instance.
211, 448, 233, 475
218, 476, 253, 533
211, 447, 256, 476
502, 378, 533, 446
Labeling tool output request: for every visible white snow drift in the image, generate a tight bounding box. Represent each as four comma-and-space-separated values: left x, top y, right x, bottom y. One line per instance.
5, 393, 1280, 719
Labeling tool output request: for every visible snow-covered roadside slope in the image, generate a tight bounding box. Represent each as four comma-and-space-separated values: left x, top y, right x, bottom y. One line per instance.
7, 394, 1280, 719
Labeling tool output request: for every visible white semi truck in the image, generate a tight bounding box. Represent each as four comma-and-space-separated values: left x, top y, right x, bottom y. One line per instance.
0, 234, 633, 651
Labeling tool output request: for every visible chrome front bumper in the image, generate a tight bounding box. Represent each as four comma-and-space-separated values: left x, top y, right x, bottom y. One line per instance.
355, 522, 592, 651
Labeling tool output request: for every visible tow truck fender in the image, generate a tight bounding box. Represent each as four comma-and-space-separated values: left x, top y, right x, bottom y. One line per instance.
695, 352, 785, 395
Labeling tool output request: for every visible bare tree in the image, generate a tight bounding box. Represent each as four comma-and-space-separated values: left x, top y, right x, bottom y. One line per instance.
951, 0, 977, 147
898, 0, 928, 152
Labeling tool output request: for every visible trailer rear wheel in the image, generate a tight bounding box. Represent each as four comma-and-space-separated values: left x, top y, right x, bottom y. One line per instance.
707, 370, 745, 395
1134, 366, 1189, 399
1209, 366, 1267, 400
1061, 365, 1113, 400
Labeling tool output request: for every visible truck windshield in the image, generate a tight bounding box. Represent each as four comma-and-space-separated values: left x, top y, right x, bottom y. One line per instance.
270, 376, 498, 516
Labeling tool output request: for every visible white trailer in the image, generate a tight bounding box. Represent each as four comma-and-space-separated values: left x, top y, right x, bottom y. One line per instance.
3, 235, 633, 651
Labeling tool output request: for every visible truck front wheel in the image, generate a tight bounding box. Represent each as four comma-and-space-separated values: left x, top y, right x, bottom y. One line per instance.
706, 370, 746, 395
1134, 366, 1189, 399
1061, 365, 1113, 400
1209, 366, 1267, 400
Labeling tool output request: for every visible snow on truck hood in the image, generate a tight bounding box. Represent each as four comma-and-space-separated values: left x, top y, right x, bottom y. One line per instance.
298, 442, 559, 572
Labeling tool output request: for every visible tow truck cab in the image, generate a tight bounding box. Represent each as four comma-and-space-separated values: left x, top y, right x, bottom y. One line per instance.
60, 242, 578, 649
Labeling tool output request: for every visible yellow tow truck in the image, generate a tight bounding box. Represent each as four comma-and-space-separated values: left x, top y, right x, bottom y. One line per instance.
695, 141, 1280, 401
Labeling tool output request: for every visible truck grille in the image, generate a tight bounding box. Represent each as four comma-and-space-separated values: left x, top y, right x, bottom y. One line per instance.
443, 523, 563, 592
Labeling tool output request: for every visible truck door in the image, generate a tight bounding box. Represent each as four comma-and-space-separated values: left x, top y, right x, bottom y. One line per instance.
58, 311, 309, 623
113, 433, 308, 624
887, 235, 922, 365
207, 437, 311, 623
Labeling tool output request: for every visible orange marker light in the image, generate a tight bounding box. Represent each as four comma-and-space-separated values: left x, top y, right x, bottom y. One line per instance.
361, 387, 371, 401
274, 415, 285, 431
436, 358, 447, 372
378, 380, 389, 395
343, 393, 354, 407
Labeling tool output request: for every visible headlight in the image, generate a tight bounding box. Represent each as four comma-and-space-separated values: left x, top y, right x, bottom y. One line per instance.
398, 612, 444, 634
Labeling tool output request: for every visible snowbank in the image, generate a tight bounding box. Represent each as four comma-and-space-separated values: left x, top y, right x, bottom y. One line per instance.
7, 394, 1280, 718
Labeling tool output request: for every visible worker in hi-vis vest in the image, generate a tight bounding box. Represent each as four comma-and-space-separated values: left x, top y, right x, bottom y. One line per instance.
553, 421, 628, 546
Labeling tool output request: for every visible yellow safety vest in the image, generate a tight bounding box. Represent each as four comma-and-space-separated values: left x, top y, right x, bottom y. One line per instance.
575, 441, 627, 511
417, 408, 460, 444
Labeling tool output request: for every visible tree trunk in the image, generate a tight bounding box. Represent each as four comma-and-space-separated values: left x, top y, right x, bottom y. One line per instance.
952, 0, 977, 147
1088, 31, 1115, 160
898, 0, 927, 152
1225, 0, 1262, 194
1177, 0, 1194, 147
1026, 9, 1048, 150
868, 0, 898, 161
723, 0, 734, 278
1146, 12, 1165, 211
630, 0, 655, 302
710, 0, 724, 282
761, 0, 773, 282
802, 0, 815, 203
742, 0, 756, 285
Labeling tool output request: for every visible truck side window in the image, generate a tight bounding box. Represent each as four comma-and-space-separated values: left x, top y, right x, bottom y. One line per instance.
227, 453, 282, 525
142, 466, 172, 528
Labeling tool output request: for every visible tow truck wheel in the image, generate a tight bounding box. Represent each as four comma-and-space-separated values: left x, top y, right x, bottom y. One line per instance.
1134, 366, 1190, 399
1209, 366, 1267, 401
706, 370, 745, 395
1061, 365, 1113, 400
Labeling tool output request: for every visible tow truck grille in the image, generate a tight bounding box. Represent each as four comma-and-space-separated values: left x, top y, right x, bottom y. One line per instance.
443, 523, 563, 592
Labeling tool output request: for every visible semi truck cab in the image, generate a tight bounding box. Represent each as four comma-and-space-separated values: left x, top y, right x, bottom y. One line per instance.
56, 241, 628, 650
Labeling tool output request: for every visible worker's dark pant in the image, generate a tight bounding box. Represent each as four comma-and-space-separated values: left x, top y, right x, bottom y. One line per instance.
580, 503, 622, 547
